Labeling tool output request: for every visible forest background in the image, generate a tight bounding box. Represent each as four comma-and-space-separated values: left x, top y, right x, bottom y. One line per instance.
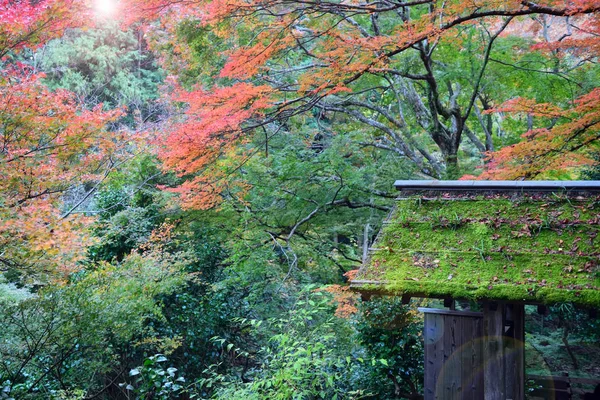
1, 0, 600, 398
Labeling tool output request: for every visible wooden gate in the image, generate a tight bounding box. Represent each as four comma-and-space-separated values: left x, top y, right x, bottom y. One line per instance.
420, 308, 484, 400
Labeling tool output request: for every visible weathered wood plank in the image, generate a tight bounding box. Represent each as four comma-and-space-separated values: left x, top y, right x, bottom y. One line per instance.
424, 313, 436, 400
504, 305, 516, 400
418, 308, 483, 318
512, 304, 525, 400
443, 315, 459, 400
483, 302, 505, 400
459, 315, 473, 400
434, 313, 445, 400
463, 315, 484, 400
472, 316, 484, 400
453, 315, 461, 400
424, 313, 445, 400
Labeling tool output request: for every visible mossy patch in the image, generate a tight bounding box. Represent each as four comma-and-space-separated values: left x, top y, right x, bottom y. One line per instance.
355, 194, 600, 307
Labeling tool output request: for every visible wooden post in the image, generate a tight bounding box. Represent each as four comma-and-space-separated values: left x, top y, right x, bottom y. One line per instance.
401, 294, 411, 305
423, 311, 443, 400
505, 304, 525, 400
443, 298, 455, 310
483, 302, 505, 400
362, 223, 370, 265
482, 302, 525, 400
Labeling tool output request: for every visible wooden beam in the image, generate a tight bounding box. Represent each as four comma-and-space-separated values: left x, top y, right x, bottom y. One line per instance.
401, 294, 411, 305
418, 307, 483, 318
483, 301, 505, 400
443, 298, 455, 310
394, 180, 600, 192
423, 312, 442, 400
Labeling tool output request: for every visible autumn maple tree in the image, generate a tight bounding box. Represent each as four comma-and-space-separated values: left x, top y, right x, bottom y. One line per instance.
3, 2, 600, 398
0, 0, 125, 282
111, 0, 600, 209
5, 0, 596, 277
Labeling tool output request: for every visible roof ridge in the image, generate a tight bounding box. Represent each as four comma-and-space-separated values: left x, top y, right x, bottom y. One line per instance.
394, 180, 600, 192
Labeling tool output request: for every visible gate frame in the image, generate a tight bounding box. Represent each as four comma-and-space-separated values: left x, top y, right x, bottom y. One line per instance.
419, 302, 525, 400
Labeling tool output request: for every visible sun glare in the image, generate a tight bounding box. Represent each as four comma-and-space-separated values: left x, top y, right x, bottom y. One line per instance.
94, 0, 117, 16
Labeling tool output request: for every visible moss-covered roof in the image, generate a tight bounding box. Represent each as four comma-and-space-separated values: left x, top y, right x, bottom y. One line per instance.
351, 182, 600, 307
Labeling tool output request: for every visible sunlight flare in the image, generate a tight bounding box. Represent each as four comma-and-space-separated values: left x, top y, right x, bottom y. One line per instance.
94, 0, 117, 16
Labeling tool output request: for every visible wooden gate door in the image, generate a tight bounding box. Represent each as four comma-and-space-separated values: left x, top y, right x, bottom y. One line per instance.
420, 308, 484, 400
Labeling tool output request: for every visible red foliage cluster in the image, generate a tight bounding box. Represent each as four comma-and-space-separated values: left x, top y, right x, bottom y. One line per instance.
116, 0, 600, 201
159, 82, 273, 208
317, 270, 360, 318
0, 0, 91, 56
0, 0, 126, 280
480, 87, 600, 179
0, 70, 123, 278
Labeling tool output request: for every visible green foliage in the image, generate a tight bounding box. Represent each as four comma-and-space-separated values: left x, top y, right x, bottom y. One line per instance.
170, 20, 227, 87
4, 5, 600, 399
525, 305, 600, 379
355, 298, 424, 399
88, 154, 171, 262
213, 129, 404, 286
167, 4, 600, 178
121, 355, 187, 399
186, 289, 425, 400
0, 249, 190, 399
39, 22, 165, 125
581, 154, 600, 180
147, 223, 240, 380
0, 280, 31, 305
548, 303, 600, 343
203, 289, 366, 400
89, 204, 162, 261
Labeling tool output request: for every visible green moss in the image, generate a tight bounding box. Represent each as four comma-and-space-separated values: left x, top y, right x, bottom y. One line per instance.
356, 194, 600, 307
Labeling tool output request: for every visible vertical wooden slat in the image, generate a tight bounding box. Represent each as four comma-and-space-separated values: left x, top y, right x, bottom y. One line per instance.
460, 315, 471, 400
434, 314, 445, 400
443, 315, 460, 400
503, 304, 526, 400
483, 302, 505, 400
461, 315, 471, 400
424, 313, 435, 400
464, 314, 483, 400
505, 305, 516, 399
472, 316, 484, 400
453, 316, 461, 400
512, 305, 525, 400
443, 315, 451, 400
424, 313, 445, 400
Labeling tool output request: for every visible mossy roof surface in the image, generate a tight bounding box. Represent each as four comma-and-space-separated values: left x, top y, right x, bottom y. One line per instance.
353, 191, 600, 307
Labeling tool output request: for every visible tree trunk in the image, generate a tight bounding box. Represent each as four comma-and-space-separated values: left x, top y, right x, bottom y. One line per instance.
444, 153, 460, 179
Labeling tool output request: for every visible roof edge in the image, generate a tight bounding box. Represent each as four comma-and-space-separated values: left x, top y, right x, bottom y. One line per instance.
394, 180, 600, 192
349, 280, 600, 308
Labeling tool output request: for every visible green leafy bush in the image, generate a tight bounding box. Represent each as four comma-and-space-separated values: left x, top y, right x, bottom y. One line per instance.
121, 354, 187, 399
